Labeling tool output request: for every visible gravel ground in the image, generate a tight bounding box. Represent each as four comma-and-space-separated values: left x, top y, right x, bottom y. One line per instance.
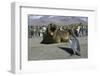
28, 36, 88, 60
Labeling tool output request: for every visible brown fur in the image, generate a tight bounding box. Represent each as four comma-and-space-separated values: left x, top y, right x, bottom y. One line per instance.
41, 23, 72, 44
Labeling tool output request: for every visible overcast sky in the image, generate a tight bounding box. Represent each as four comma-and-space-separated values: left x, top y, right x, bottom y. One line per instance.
28, 16, 43, 19
28, 15, 88, 22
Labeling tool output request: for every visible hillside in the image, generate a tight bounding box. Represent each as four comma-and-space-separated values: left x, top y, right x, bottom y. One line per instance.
28, 15, 88, 26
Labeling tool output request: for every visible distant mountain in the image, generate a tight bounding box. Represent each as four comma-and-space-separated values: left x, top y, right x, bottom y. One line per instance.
28, 16, 88, 26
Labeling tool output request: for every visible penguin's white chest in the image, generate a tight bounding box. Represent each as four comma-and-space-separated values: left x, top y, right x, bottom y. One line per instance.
68, 39, 77, 51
